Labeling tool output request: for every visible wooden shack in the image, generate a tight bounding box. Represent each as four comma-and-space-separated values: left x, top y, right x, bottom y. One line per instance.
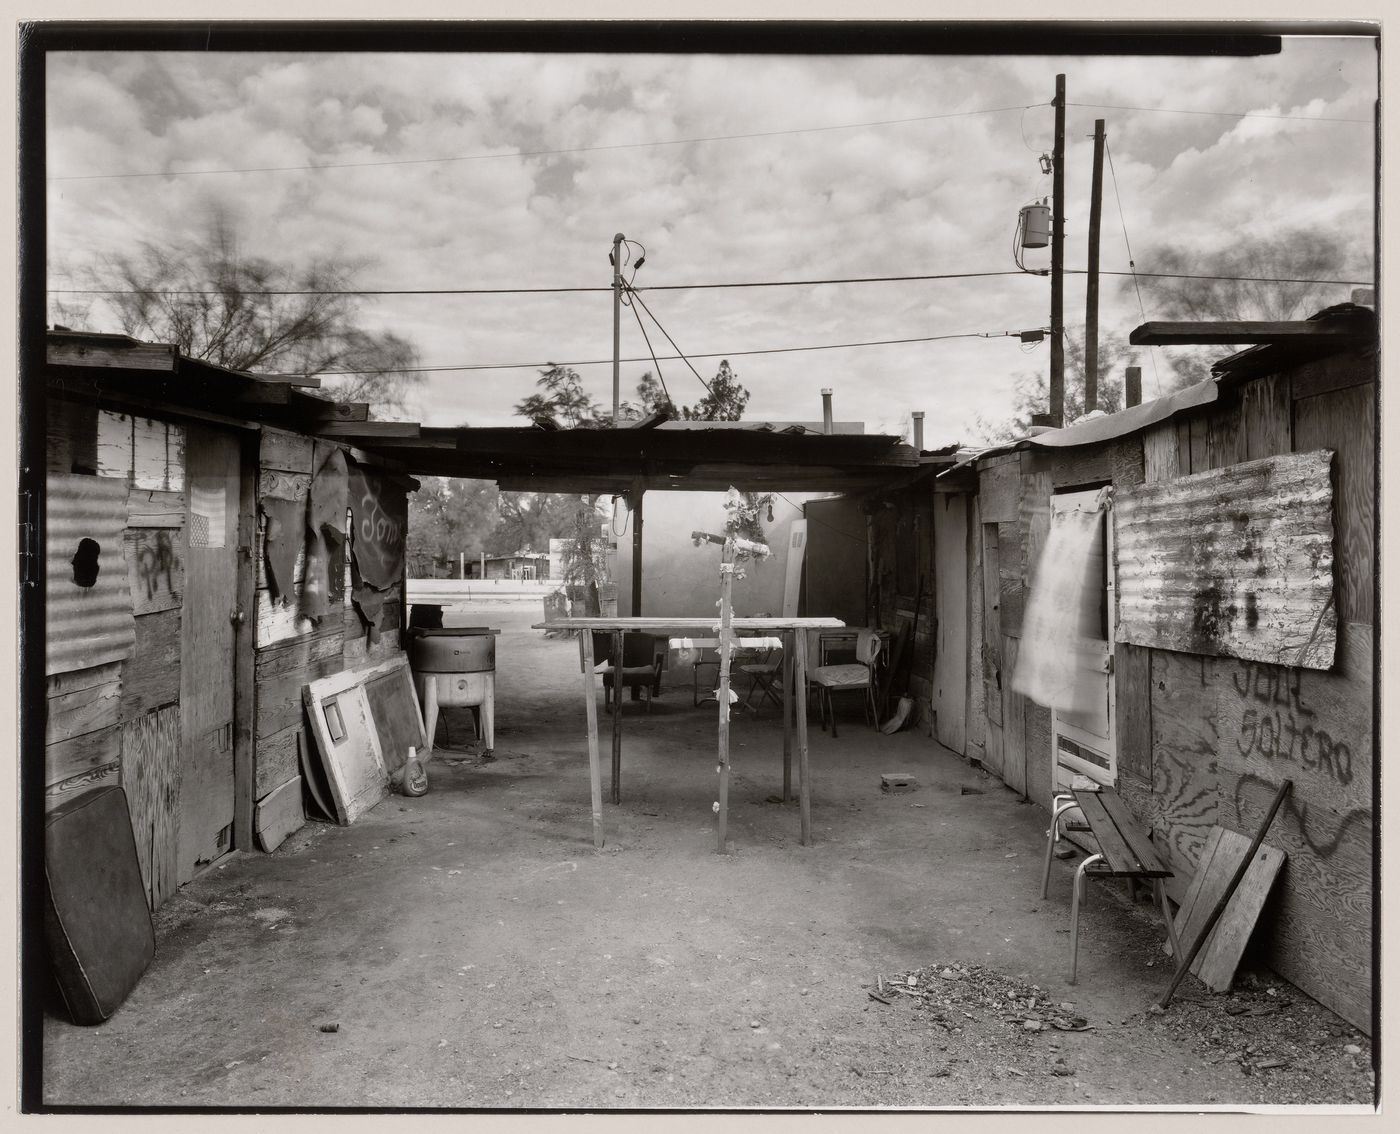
38, 331, 416, 910
929, 303, 1376, 1032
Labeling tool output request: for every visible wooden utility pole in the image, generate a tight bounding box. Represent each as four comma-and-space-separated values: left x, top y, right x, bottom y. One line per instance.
611, 232, 624, 424
1049, 74, 1066, 428
1085, 118, 1106, 414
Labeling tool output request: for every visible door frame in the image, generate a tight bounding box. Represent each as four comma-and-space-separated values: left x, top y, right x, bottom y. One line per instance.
232, 429, 258, 851
1048, 486, 1117, 788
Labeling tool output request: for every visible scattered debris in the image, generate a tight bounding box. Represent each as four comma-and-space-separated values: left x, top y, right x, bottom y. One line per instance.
868, 992, 891, 1006
318, 1023, 340, 1033
881, 773, 916, 794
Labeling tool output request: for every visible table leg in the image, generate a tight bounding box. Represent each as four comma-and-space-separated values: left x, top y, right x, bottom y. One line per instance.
479, 673, 495, 756
580, 631, 604, 850
782, 631, 793, 802
796, 628, 811, 846
420, 676, 439, 765
611, 630, 623, 805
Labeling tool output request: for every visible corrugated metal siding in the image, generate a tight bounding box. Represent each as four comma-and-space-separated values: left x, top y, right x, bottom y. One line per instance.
1115, 449, 1335, 670
46, 473, 137, 675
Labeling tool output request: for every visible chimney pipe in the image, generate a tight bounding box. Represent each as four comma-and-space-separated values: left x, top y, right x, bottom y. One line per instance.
911, 411, 925, 451
821, 388, 833, 434
1125, 366, 1142, 409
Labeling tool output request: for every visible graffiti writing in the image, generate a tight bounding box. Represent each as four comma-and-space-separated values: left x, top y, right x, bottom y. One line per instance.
1235, 707, 1353, 786
1232, 661, 1313, 718
1226, 656, 1353, 784
133, 530, 177, 599
1234, 773, 1371, 860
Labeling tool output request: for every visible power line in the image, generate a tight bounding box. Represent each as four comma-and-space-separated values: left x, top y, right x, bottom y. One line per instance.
47, 267, 1372, 300
622, 285, 713, 397
317, 328, 1021, 377
1068, 101, 1372, 126
48, 103, 1043, 183
1105, 136, 1162, 397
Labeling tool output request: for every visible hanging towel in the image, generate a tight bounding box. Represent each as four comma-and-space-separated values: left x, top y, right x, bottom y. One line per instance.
1012, 491, 1109, 713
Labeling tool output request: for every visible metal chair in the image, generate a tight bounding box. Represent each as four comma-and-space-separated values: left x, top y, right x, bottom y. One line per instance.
593, 632, 664, 713
738, 643, 784, 710
806, 628, 882, 737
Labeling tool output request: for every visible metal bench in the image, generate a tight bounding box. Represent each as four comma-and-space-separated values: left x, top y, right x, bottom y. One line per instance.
1042, 786, 1181, 984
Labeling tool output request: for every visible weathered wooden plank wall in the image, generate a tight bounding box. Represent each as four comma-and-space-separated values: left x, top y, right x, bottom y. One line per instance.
964, 496, 986, 764
931, 492, 968, 754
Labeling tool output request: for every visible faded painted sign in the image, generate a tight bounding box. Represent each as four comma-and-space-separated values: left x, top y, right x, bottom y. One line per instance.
1116, 449, 1335, 670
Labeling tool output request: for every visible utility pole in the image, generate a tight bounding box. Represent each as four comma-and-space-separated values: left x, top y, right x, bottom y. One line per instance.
1085, 118, 1106, 414
611, 232, 624, 425
1049, 73, 1066, 428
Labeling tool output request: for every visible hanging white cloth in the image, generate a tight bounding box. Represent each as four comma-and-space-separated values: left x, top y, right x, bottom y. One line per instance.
1013, 488, 1110, 713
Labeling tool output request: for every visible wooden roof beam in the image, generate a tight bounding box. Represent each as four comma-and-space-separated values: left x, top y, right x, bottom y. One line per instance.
1129, 320, 1373, 346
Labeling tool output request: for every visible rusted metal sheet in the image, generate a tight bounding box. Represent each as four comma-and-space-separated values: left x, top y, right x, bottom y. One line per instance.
1116, 449, 1335, 669
46, 473, 137, 675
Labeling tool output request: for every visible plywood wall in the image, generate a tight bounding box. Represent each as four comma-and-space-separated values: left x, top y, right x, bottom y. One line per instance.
966, 347, 1374, 1033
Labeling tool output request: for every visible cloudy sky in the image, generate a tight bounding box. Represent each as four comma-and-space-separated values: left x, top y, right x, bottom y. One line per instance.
45, 32, 1377, 446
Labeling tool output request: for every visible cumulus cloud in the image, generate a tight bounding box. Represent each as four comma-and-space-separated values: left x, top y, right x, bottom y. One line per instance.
44, 38, 1376, 440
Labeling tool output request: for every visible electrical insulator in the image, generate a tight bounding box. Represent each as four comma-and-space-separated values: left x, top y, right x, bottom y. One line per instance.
1019, 202, 1051, 250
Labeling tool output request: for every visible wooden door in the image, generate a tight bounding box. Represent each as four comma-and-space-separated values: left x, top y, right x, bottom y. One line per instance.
178, 425, 240, 880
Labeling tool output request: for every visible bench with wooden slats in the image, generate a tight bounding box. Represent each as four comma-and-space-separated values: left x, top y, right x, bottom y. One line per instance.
1046, 786, 1181, 983
1073, 787, 1172, 878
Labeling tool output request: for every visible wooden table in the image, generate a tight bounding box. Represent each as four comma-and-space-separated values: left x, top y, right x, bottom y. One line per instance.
534, 616, 844, 851
1043, 786, 1181, 984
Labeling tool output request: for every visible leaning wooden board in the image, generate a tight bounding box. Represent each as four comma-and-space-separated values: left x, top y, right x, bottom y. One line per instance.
303, 655, 426, 823
304, 669, 389, 825
1169, 825, 1286, 991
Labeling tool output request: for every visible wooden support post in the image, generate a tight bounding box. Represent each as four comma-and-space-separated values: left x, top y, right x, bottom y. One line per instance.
716, 541, 736, 853
580, 631, 604, 849
1125, 365, 1142, 408
795, 626, 812, 845
631, 479, 644, 617
782, 629, 794, 802
611, 629, 623, 804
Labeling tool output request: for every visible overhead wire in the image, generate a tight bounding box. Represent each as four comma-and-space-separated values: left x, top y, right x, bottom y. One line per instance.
317, 326, 1038, 376
622, 284, 714, 397
49, 103, 1046, 182
1067, 101, 1372, 125
625, 283, 673, 406
46, 266, 1371, 300
1104, 136, 1162, 396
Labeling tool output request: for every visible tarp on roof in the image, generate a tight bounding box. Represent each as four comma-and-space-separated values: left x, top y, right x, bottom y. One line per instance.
1026, 377, 1219, 448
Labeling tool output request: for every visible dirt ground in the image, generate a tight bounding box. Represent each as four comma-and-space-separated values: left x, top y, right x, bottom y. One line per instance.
40, 595, 1375, 1111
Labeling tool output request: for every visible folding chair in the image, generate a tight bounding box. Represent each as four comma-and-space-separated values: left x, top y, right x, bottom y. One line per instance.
806, 628, 882, 738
